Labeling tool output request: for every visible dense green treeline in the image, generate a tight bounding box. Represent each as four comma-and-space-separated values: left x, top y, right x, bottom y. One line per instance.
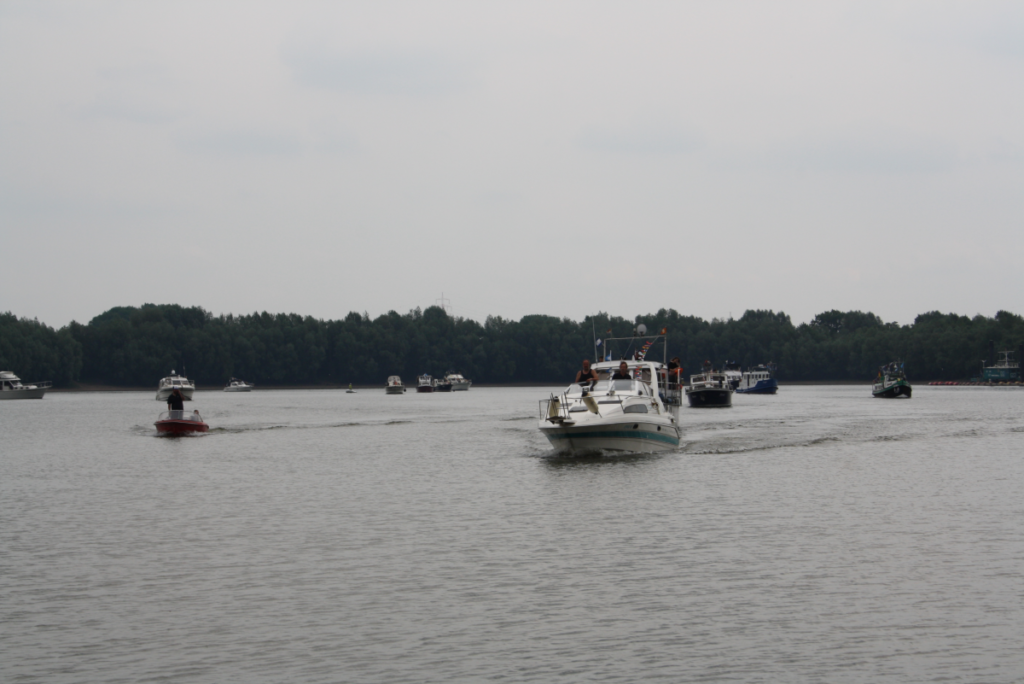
0, 313, 83, 385
2, 305, 1023, 387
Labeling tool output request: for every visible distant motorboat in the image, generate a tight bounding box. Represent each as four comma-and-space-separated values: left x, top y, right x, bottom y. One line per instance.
722, 361, 743, 390
444, 372, 472, 391
155, 409, 209, 434
0, 371, 51, 400
434, 376, 452, 392
873, 362, 912, 398
685, 367, 733, 407
223, 377, 254, 392
736, 364, 778, 395
156, 371, 195, 401
417, 374, 435, 393
981, 349, 1021, 383
385, 376, 406, 394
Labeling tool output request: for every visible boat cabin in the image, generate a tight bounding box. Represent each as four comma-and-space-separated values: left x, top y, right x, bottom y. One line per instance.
1, 371, 25, 390
566, 360, 682, 405
159, 371, 194, 389
690, 371, 729, 389
742, 366, 773, 383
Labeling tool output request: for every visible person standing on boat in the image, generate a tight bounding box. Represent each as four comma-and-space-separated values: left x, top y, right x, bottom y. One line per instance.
167, 388, 185, 412
667, 357, 683, 388
612, 361, 632, 380
575, 360, 599, 387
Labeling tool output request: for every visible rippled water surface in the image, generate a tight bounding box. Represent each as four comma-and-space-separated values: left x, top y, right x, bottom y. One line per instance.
2, 386, 1023, 683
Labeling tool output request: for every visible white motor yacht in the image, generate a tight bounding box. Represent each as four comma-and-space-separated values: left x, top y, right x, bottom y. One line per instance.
224, 377, 254, 392
156, 371, 195, 401
0, 371, 51, 399
722, 361, 743, 390
385, 376, 406, 394
539, 355, 682, 454
444, 372, 472, 391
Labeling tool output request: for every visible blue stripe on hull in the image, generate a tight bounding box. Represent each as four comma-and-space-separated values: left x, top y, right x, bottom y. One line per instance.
544, 429, 679, 446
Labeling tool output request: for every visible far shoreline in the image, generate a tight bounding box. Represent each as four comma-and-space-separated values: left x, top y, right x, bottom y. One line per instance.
50, 379, 912, 393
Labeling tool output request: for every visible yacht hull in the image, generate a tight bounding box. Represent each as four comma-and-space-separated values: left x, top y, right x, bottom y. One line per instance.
735, 379, 778, 394
451, 381, 471, 391
686, 388, 733, 407
155, 419, 209, 434
540, 420, 680, 453
385, 386, 405, 394
223, 386, 252, 392
416, 386, 434, 393
0, 388, 47, 399
873, 383, 912, 398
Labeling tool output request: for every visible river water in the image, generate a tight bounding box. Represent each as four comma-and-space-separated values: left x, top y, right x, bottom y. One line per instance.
2, 386, 1022, 683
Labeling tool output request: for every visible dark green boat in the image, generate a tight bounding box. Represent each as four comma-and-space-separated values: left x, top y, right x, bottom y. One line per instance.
873, 362, 912, 398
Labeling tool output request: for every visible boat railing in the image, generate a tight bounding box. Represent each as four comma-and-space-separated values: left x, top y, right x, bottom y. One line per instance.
540, 390, 587, 421
23, 380, 52, 389
158, 410, 204, 422
661, 386, 683, 406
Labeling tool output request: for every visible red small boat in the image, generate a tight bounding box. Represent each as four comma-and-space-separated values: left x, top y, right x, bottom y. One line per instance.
155, 410, 209, 434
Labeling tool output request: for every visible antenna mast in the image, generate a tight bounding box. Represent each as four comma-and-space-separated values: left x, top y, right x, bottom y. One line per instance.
436, 293, 451, 315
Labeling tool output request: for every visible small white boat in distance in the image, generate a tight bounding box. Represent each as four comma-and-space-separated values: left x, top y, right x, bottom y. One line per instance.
224, 377, 254, 392
385, 376, 406, 394
156, 371, 195, 401
445, 372, 472, 391
0, 371, 51, 399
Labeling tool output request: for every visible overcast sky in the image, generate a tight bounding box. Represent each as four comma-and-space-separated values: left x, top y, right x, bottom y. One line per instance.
2, 1, 1022, 328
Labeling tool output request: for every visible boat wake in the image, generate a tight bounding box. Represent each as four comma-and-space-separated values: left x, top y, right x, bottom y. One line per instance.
682, 435, 840, 455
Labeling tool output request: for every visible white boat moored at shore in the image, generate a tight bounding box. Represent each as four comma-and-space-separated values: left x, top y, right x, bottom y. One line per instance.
0, 371, 51, 399
445, 372, 472, 391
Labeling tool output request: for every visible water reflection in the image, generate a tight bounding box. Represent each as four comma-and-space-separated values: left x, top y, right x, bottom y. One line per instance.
539, 449, 669, 469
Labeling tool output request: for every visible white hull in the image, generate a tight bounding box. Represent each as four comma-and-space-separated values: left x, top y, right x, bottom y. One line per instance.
0, 387, 47, 399
451, 380, 472, 391
156, 387, 195, 401
385, 386, 405, 394
540, 417, 680, 453
223, 385, 252, 392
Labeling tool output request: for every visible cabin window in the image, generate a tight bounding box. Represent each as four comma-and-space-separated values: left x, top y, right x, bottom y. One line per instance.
623, 404, 648, 414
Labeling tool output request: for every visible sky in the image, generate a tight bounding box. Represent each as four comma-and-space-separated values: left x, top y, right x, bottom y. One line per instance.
1, 1, 1022, 329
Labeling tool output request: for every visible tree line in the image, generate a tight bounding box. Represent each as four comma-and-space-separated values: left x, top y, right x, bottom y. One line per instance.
2, 305, 1022, 388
